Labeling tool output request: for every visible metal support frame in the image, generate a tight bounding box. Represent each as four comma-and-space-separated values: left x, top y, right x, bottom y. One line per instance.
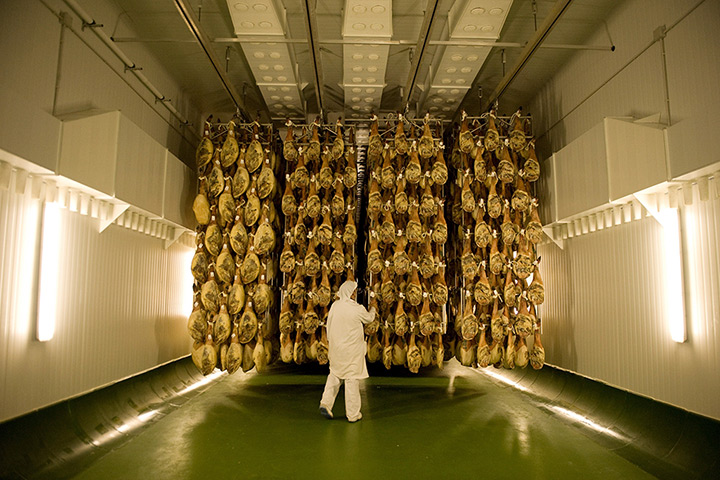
302, 0, 325, 120
401, 0, 439, 111
480, 0, 574, 112
172, 0, 251, 121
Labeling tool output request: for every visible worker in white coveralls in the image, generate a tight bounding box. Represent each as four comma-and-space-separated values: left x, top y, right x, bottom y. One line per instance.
319, 280, 377, 422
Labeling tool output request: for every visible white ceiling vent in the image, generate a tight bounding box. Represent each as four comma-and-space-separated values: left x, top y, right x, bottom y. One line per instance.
342, 0, 392, 118
423, 0, 513, 117
226, 1, 304, 117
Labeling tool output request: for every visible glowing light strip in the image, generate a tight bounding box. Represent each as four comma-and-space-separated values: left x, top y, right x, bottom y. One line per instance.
37, 202, 60, 342
658, 208, 686, 343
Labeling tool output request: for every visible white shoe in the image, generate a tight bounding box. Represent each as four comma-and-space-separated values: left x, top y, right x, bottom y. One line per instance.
348, 413, 362, 423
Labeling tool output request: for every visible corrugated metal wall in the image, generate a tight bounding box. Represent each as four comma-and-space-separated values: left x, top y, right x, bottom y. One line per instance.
538, 188, 720, 420
0, 170, 193, 422
530, 0, 720, 420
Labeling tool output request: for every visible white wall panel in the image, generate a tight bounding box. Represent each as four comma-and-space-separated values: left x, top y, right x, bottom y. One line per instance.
528, 0, 720, 419
554, 122, 608, 220
0, 173, 193, 422
538, 192, 720, 420
664, 0, 720, 178
0, 0, 199, 167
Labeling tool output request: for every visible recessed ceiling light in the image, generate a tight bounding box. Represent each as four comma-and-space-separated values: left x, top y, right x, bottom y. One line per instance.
456, 79, 466, 85
281, 87, 290, 92
234, 3, 248, 11
258, 64, 269, 70
352, 96, 361, 102
364, 97, 373, 102
267, 87, 277, 92
467, 55, 478, 61
269, 52, 281, 59
352, 23, 366, 30
259, 21, 272, 28
437, 88, 446, 94
451, 54, 463, 61
277, 75, 287, 81
470, 7, 485, 15
253, 3, 267, 12
371, 23, 383, 30
353, 5, 367, 13
352, 76, 362, 83
480, 25, 493, 32
352, 53, 364, 60
489, 8, 503, 15
442, 106, 452, 111
274, 65, 284, 71
442, 78, 451, 84
353, 66, 363, 72
463, 25, 476, 32
367, 66, 378, 73
371, 5, 385, 14
450, 89, 459, 94
430, 106, 439, 111
283, 96, 293, 101
461, 67, 471, 73
367, 77, 376, 83
352, 105, 360, 110
433, 97, 443, 104
241, 21, 254, 28
368, 54, 379, 60
253, 52, 265, 58
263, 75, 272, 81
366, 88, 376, 94
274, 103, 283, 109
270, 95, 280, 100
446, 67, 457, 74
352, 87, 362, 93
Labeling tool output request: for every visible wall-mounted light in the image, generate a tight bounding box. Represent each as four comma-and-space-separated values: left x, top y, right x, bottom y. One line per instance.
36, 201, 61, 342
657, 207, 686, 343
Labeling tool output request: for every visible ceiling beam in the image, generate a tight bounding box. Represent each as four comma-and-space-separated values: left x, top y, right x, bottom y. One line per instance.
302, 0, 325, 119
479, 0, 575, 112
401, 0, 439, 111
172, 0, 252, 121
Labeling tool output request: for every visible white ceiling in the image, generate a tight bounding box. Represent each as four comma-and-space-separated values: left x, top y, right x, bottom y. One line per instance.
108, 0, 621, 123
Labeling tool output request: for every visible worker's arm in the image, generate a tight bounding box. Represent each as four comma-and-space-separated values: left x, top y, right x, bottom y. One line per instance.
356, 303, 377, 325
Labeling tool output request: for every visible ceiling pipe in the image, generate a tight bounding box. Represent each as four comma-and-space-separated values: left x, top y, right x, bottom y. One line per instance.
172, 0, 252, 121
60, 0, 190, 126
401, 0, 439, 111
480, 0, 575, 112
115, 36, 614, 52
301, 0, 326, 120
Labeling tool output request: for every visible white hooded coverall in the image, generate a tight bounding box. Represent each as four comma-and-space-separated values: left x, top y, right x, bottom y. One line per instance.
319, 280, 376, 421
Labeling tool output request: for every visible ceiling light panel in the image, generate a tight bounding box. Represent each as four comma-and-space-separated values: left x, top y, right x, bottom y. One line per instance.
447, 0, 513, 39
342, 0, 393, 38
228, 1, 285, 35
226, 1, 304, 116
342, 1, 392, 115
423, 45, 491, 118
422, 1, 513, 117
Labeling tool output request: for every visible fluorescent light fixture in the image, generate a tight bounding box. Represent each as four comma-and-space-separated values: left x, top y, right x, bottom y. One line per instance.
37, 202, 61, 342
657, 207, 686, 343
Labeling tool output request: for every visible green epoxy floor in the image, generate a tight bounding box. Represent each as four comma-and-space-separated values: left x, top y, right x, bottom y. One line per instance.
69, 361, 656, 480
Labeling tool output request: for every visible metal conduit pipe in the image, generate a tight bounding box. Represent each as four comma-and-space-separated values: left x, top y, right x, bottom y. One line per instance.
61, 0, 190, 126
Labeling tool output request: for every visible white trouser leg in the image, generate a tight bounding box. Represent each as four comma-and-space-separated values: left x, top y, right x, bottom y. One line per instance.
320, 372, 342, 410
344, 378, 362, 421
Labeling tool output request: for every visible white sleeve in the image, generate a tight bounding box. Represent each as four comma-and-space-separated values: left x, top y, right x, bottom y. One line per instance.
355, 303, 376, 325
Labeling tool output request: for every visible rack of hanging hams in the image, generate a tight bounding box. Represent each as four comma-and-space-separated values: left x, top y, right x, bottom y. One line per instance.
277, 119, 358, 366
189, 118, 282, 375
445, 109, 545, 370
363, 114, 449, 373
